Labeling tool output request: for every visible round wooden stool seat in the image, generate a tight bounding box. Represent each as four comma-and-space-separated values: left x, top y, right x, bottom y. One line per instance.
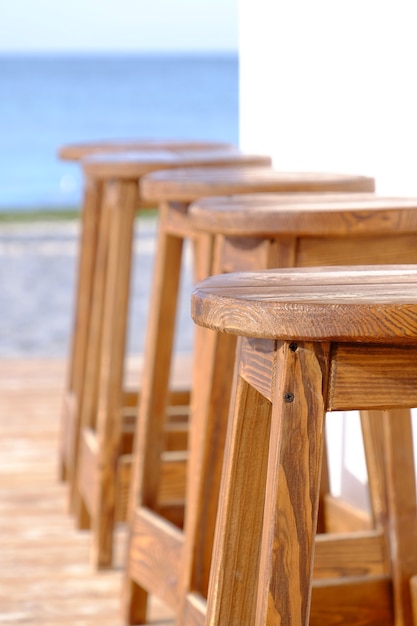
191, 265, 417, 625
81, 149, 272, 180
190, 192, 417, 235
192, 265, 417, 341
141, 166, 375, 202
58, 139, 234, 161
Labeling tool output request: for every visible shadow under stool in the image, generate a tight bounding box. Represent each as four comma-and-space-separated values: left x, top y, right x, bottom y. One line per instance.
122, 173, 376, 622
65, 148, 273, 569
58, 139, 236, 493
192, 264, 417, 625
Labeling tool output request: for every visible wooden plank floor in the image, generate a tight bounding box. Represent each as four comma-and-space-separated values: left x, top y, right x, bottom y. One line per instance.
0, 358, 175, 625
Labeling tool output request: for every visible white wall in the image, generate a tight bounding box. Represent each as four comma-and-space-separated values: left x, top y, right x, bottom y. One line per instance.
239, 0, 417, 195
238, 0, 417, 505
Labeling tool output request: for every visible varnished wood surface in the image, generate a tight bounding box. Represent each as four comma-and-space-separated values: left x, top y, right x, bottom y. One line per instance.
58, 140, 234, 161
140, 167, 375, 202
201, 331, 417, 623
192, 265, 417, 342
189, 193, 417, 236
0, 358, 174, 625
82, 151, 272, 180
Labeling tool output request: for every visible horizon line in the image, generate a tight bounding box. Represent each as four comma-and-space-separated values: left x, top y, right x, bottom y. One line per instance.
0, 48, 238, 56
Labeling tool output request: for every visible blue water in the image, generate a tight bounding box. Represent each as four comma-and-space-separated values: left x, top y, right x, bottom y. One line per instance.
0, 53, 239, 211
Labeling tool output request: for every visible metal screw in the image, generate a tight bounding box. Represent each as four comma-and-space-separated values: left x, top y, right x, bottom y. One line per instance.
284, 392, 294, 403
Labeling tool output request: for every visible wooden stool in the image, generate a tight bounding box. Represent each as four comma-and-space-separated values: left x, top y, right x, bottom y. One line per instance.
122, 174, 375, 621
169, 193, 417, 626
191, 265, 417, 625
58, 139, 236, 490
68, 149, 272, 569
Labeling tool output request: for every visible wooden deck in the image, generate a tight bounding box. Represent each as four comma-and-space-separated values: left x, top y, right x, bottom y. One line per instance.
0, 358, 174, 625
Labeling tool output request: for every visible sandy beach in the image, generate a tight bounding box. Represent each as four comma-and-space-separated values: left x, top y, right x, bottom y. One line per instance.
0, 217, 194, 358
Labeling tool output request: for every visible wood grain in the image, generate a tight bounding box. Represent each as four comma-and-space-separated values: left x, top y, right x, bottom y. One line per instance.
82, 151, 272, 180
310, 576, 393, 625
206, 374, 272, 625
190, 193, 417, 236
58, 139, 234, 161
141, 168, 375, 202
195, 266, 417, 625
0, 358, 174, 626
329, 344, 417, 410
60, 145, 271, 567
127, 508, 184, 610
192, 265, 417, 342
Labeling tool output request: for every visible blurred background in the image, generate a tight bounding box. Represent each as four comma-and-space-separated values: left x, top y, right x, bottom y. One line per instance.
0, 0, 238, 357
0, 0, 238, 212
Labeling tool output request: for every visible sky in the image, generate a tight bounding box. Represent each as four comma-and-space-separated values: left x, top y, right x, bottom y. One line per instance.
0, 0, 238, 53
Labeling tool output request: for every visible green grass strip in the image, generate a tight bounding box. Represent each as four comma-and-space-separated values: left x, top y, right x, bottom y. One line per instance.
0, 208, 79, 222
0, 207, 158, 223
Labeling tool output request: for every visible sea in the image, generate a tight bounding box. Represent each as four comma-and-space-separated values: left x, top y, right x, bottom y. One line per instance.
0, 53, 239, 212
0, 53, 238, 355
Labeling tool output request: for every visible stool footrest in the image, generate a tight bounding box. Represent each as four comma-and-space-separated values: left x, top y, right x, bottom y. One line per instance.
128, 507, 184, 609
329, 344, 417, 411
120, 411, 189, 452
116, 453, 187, 522
60, 391, 77, 473
310, 575, 393, 625
314, 530, 387, 579
122, 388, 191, 408
78, 427, 98, 515
323, 494, 372, 532
182, 592, 207, 626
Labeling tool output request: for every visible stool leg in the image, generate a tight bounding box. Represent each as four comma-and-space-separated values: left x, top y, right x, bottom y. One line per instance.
92, 180, 137, 568
206, 343, 273, 624
122, 203, 184, 622
411, 575, 417, 625
193, 231, 215, 282
178, 324, 237, 623
317, 435, 331, 533
256, 340, 329, 625
360, 410, 392, 545
361, 408, 417, 625
131, 205, 184, 512
59, 177, 101, 487
121, 577, 148, 625
206, 339, 329, 625
382, 409, 417, 625
74, 182, 113, 529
